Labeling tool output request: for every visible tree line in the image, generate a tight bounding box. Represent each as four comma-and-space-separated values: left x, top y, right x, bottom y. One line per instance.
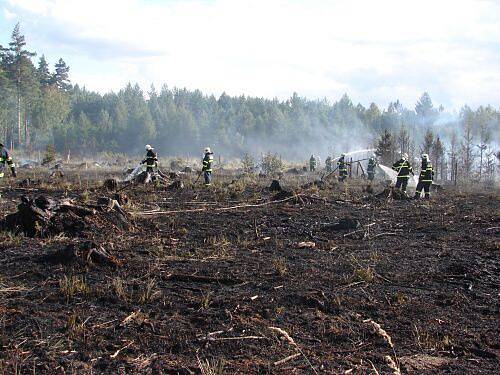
0, 24, 498, 183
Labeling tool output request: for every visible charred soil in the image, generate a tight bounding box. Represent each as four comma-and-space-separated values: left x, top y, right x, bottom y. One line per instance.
0, 171, 498, 374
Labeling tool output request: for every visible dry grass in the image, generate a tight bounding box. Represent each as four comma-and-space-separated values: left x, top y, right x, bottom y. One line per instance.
199, 291, 213, 310
197, 356, 225, 375
59, 275, 89, 302
112, 277, 128, 302
353, 266, 375, 283
138, 278, 159, 304
0, 232, 24, 247
272, 257, 288, 277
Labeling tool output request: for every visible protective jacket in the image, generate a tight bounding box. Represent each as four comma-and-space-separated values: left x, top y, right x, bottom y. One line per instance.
419, 161, 434, 182
367, 159, 376, 178
338, 157, 348, 175
142, 149, 158, 168
0, 145, 16, 177
325, 156, 332, 171
0, 146, 10, 161
392, 159, 413, 179
202, 152, 214, 172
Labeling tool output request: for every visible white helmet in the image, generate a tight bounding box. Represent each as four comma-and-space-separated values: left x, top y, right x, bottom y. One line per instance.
341, 153, 346, 157
402, 153, 408, 160
422, 153, 429, 160
145, 144, 152, 151
204, 147, 211, 154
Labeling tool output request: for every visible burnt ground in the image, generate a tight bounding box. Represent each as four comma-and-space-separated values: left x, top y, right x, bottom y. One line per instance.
0, 169, 498, 374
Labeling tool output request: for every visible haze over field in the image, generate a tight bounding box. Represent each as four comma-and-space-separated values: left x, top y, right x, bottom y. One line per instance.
0, 0, 498, 180
1, 0, 499, 109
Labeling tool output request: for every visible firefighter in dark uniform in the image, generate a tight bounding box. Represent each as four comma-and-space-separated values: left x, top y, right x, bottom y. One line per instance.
392, 153, 413, 193
415, 153, 434, 199
202, 147, 214, 186
309, 155, 317, 172
325, 156, 332, 172
142, 144, 158, 177
367, 157, 376, 181
0, 142, 17, 178
338, 153, 348, 182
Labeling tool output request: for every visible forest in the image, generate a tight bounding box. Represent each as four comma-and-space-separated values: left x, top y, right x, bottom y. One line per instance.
1, 24, 498, 182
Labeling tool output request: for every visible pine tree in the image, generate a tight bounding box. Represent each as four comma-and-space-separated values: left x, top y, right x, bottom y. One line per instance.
415, 92, 437, 126
52, 58, 71, 91
375, 129, 395, 165
421, 129, 434, 155
6, 23, 37, 147
448, 131, 459, 183
432, 136, 445, 180
460, 108, 475, 182
37, 55, 52, 87
397, 124, 410, 155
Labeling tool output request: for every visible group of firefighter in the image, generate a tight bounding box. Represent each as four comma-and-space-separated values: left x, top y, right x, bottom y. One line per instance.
142, 144, 214, 186
308, 152, 434, 199
1, 141, 433, 198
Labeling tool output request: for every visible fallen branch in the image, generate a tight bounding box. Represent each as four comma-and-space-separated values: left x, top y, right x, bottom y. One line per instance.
206, 335, 266, 342
336, 281, 365, 290
273, 353, 301, 366
363, 319, 394, 348
367, 359, 380, 375
268, 327, 318, 375
163, 273, 243, 285
368, 232, 397, 239
0, 286, 32, 293
385, 355, 401, 375
343, 229, 365, 238
121, 311, 140, 326
110, 340, 134, 358
485, 227, 500, 232
132, 194, 305, 216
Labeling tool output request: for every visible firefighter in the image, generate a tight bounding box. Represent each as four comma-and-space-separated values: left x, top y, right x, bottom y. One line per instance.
325, 156, 332, 172
392, 153, 413, 194
0, 142, 17, 178
415, 153, 434, 199
367, 157, 376, 181
338, 153, 348, 182
309, 154, 317, 172
202, 147, 214, 186
141, 144, 158, 181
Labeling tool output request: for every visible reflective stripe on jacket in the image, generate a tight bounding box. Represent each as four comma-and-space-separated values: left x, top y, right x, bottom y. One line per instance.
337, 157, 347, 172
142, 150, 158, 167
202, 153, 214, 172
419, 161, 434, 182
392, 159, 413, 178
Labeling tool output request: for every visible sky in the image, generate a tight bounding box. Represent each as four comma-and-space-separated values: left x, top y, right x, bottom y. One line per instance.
1, 0, 499, 110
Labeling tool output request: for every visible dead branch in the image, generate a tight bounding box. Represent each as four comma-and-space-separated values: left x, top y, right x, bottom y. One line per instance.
163, 273, 243, 285
121, 311, 140, 326
367, 359, 380, 375
273, 353, 301, 366
343, 229, 365, 238
268, 327, 318, 375
363, 319, 394, 348
368, 232, 397, 239
132, 194, 305, 216
385, 355, 401, 375
110, 340, 134, 358
205, 335, 266, 342
485, 227, 499, 232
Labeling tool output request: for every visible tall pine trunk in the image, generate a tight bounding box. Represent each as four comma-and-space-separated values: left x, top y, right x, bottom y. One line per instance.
24, 112, 30, 152
17, 93, 21, 149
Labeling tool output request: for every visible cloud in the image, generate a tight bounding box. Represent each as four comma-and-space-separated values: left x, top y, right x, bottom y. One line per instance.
1, 0, 499, 109
2, 7, 16, 19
